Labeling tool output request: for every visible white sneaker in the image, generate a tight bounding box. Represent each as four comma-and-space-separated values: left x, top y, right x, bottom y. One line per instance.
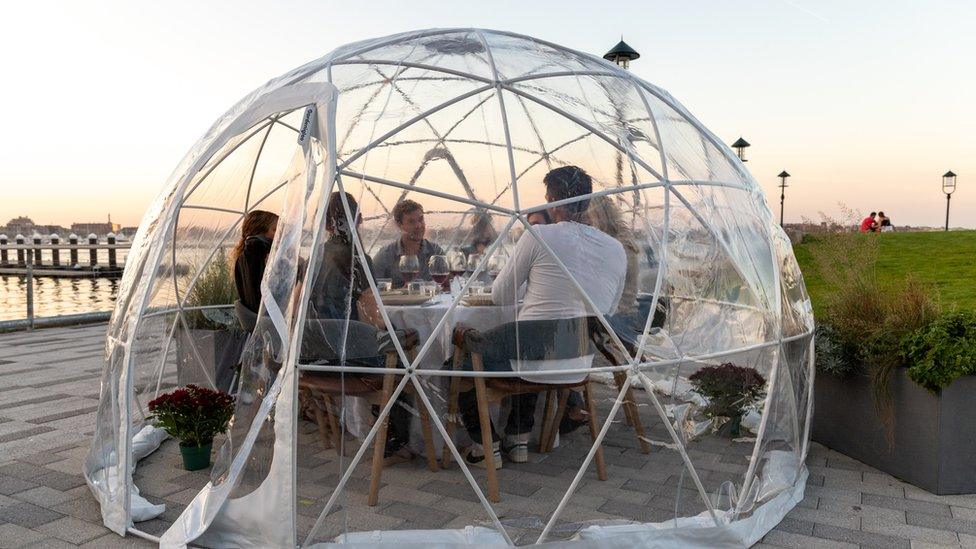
463, 442, 502, 470
502, 433, 529, 463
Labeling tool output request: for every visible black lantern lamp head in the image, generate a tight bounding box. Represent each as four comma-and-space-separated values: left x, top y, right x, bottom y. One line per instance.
943, 170, 957, 195
732, 137, 750, 162
604, 39, 640, 69
778, 170, 791, 183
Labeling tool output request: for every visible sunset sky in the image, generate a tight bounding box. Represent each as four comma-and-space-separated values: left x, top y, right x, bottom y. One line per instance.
1, 0, 973, 228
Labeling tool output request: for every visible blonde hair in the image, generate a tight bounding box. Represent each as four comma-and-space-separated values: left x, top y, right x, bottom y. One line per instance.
587, 196, 638, 254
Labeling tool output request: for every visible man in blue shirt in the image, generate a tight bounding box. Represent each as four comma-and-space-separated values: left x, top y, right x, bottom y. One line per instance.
373, 199, 444, 287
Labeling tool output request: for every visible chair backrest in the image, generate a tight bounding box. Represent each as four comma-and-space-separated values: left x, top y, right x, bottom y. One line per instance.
234, 299, 258, 332
467, 316, 595, 361
301, 319, 379, 362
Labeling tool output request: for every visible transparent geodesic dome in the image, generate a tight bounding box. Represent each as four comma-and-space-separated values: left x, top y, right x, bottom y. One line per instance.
86, 28, 815, 548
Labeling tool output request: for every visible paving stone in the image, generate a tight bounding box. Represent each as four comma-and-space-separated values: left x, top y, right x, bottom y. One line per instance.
817, 499, 907, 523
864, 493, 953, 517
20, 538, 80, 549
862, 517, 960, 546
786, 505, 861, 530
36, 515, 110, 543
960, 533, 976, 548
11, 485, 77, 508
78, 533, 155, 548
812, 523, 910, 548
0, 474, 37, 495
0, 501, 64, 528
418, 479, 480, 502
50, 497, 104, 523
762, 529, 858, 549
0, 461, 49, 480
954, 506, 976, 521
771, 516, 815, 535
0, 523, 47, 549
379, 501, 456, 529
907, 511, 976, 536
31, 470, 86, 492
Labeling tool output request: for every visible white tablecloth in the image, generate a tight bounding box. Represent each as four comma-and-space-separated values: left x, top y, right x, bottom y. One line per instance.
342, 292, 563, 457
385, 293, 517, 370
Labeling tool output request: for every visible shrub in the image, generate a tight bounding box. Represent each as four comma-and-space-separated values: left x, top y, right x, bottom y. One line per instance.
148, 385, 235, 447
689, 363, 766, 419
803, 211, 940, 441
902, 311, 976, 392
814, 323, 859, 378
184, 248, 238, 330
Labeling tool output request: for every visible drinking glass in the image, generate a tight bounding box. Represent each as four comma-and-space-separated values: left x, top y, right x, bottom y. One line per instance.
447, 248, 467, 282
407, 281, 424, 295
487, 252, 506, 281
398, 254, 420, 286
465, 253, 481, 278
377, 278, 393, 293
428, 255, 450, 291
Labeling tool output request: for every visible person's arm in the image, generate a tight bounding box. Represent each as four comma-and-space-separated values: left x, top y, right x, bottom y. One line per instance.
491, 232, 534, 306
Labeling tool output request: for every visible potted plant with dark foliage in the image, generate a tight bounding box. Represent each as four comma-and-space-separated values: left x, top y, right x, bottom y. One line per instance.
178, 249, 246, 392
148, 385, 235, 471
689, 363, 766, 437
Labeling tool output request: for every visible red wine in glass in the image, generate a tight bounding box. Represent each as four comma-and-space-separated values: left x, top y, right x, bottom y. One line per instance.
431, 273, 449, 285
401, 270, 418, 284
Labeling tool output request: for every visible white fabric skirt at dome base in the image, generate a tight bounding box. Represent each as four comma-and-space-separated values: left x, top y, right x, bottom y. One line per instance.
84, 27, 816, 548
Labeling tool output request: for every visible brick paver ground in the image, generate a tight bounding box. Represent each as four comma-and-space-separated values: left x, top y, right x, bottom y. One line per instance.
1, 323, 974, 547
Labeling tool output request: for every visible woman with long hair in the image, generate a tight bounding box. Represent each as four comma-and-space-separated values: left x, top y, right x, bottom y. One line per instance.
232, 210, 279, 313
587, 195, 639, 315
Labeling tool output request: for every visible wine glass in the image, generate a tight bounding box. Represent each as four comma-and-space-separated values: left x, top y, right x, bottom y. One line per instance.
465, 253, 482, 279
487, 252, 506, 281
447, 248, 467, 281
398, 254, 420, 286
428, 255, 450, 292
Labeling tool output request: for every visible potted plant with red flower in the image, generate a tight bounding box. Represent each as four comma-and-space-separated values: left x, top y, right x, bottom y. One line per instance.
148, 385, 235, 470
689, 363, 766, 437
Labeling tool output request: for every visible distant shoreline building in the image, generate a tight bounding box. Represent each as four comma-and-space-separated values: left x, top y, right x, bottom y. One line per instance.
0, 216, 68, 237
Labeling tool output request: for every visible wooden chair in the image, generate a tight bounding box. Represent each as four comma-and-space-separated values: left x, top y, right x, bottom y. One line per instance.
588, 317, 652, 455
442, 321, 607, 503
298, 323, 438, 507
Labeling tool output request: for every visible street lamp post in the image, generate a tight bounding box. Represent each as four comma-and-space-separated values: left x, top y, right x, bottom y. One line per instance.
943, 170, 957, 231
732, 137, 750, 162
778, 171, 791, 227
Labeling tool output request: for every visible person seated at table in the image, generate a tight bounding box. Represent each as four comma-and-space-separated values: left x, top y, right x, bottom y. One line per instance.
305, 191, 413, 462
310, 192, 382, 327
232, 210, 279, 314
462, 211, 498, 256
373, 199, 444, 287
457, 165, 627, 468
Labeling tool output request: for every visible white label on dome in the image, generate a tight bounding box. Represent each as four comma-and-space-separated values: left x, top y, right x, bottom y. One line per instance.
298, 106, 316, 145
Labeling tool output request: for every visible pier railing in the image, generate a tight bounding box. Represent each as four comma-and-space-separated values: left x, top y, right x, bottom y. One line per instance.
0, 233, 131, 331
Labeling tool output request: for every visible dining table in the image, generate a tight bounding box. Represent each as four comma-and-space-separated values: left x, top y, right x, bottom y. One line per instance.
339, 289, 560, 457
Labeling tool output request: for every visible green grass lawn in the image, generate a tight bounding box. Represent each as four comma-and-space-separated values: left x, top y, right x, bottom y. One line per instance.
794, 230, 976, 315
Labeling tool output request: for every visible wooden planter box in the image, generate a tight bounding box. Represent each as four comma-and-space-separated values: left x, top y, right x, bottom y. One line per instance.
176, 329, 246, 392
813, 368, 976, 495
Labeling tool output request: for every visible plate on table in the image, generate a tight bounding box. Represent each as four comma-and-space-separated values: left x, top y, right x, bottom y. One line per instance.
460, 295, 494, 307
381, 294, 431, 306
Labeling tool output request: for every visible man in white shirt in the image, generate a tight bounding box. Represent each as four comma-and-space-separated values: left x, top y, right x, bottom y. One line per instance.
459, 166, 627, 468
